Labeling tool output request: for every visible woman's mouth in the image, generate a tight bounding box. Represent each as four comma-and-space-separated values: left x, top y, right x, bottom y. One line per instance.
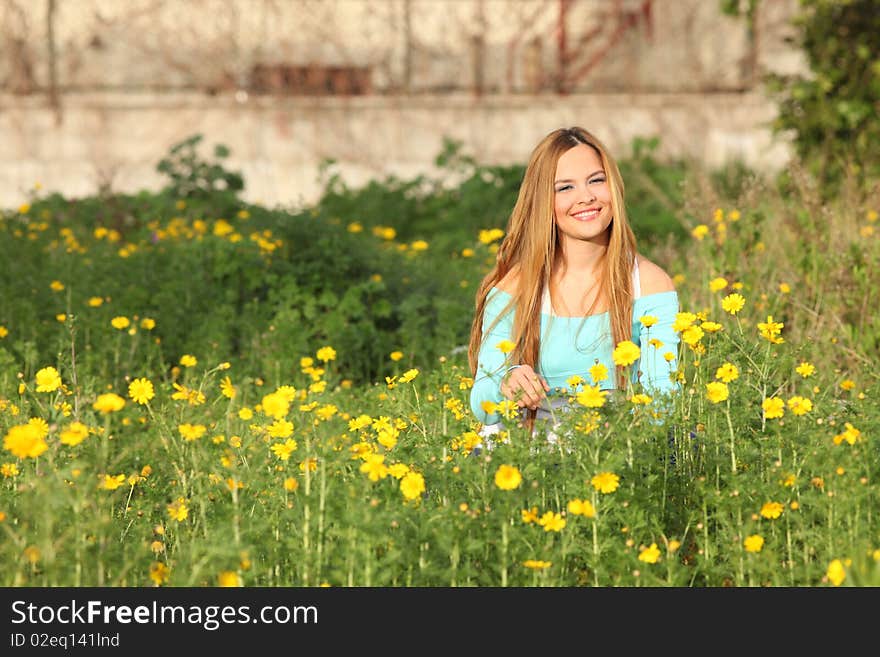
571, 208, 600, 220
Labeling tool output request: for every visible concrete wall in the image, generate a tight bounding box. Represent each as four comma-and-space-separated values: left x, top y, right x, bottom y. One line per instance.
0, 0, 806, 209
1, 90, 792, 209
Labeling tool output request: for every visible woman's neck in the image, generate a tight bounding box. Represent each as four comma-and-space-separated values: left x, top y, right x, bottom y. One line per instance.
554, 238, 607, 278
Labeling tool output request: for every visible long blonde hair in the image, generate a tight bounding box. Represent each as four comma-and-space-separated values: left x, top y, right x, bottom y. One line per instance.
467, 127, 637, 396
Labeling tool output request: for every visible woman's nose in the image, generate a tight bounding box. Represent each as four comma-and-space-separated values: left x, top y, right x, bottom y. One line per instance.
578, 186, 596, 203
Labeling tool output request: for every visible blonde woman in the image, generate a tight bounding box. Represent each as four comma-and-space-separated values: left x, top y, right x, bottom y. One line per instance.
467, 127, 680, 433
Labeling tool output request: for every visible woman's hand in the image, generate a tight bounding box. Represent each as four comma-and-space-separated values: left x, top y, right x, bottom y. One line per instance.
501, 365, 550, 411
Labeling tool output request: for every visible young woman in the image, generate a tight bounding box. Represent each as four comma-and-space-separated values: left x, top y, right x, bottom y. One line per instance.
467, 127, 680, 431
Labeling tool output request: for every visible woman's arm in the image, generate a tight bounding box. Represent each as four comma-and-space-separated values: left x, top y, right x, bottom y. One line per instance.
469, 292, 515, 424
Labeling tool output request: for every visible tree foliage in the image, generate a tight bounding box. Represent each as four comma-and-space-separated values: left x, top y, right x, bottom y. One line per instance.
725, 0, 880, 193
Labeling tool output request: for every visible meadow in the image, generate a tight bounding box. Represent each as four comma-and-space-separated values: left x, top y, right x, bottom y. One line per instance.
1, 137, 878, 587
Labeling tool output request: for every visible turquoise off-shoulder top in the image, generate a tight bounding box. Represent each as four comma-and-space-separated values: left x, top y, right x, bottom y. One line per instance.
469, 287, 681, 425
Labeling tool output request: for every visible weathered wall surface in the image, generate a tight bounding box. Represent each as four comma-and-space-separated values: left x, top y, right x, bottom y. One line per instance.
0, 0, 805, 208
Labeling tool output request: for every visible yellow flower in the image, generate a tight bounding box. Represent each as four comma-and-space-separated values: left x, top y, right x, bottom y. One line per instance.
612, 340, 640, 367
270, 438, 298, 460
99, 473, 127, 490
630, 394, 652, 405
267, 419, 294, 439
315, 404, 338, 421
478, 228, 505, 244
639, 315, 658, 328
238, 407, 253, 420
87, 296, 104, 307
316, 346, 337, 362
283, 477, 299, 492
149, 562, 170, 586
377, 426, 399, 450
261, 392, 290, 419
360, 454, 388, 481
833, 422, 862, 446
3, 424, 48, 459
399, 368, 419, 383
347, 222, 363, 233
705, 381, 729, 404
521, 507, 539, 524
826, 559, 846, 586
576, 385, 607, 408
179, 354, 198, 367
410, 240, 429, 251
178, 423, 207, 441
672, 312, 697, 332
494, 465, 522, 491
757, 315, 784, 343
779, 282, 791, 294
538, 511, 566, 532
708, 277, 728, 292
522, 560, 552, 570
390, 351, 403, 361
567, 499, 596, 518
128, 378, 155, 405
276, 385, 298, 402
760, 501, 784, 520
495, 339, 516, 354
796, 362, 815, 378
218, 571, 242, 587
220, 376, 236, 399
762, 397, 785, 419
92, 392, 126, 414
0, 326, 8, 339
681, 325, 704, 347
786, 396, 813, 416
60, 421, 89, 446
167, 498, 189, 522
744, 535, 764, 553
721, 293, 746, 315
141, 317, 156, 330
588, 363, 608, 384
691, 224, 709, 240
400, 471, 426, 500
170, 382, 204, 406
700, 321, 723, 333
29, 418, 49, 440
715, 362, 739, 383
111, 316, 131, 330
839, 379, 856, 391
2, 463, 20, 477
638, 543, 661, 564
591, 471, 620, 494
35, 366, 62, 392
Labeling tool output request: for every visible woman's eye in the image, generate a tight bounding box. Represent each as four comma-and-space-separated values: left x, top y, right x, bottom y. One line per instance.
555, 185, 572, 192
589, 177, 606, 185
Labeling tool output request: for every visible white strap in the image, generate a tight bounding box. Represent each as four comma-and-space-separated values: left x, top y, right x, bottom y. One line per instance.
632, 258, 641, 300
543, 259, 640, 312
541, 285, 553, 316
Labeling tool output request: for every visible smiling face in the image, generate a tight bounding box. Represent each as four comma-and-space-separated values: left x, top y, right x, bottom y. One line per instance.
553, 143, 613, 247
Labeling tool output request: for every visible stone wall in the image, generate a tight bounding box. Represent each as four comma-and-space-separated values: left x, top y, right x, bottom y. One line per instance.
0, 0, 806, 208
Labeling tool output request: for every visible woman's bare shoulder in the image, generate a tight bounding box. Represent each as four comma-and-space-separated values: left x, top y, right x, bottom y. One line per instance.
636, 256, 676, 296
496, 269, 520, 295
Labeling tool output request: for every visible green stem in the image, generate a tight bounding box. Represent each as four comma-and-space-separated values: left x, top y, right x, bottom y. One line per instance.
501, 521, 508, 587
725, 400, 737, 474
